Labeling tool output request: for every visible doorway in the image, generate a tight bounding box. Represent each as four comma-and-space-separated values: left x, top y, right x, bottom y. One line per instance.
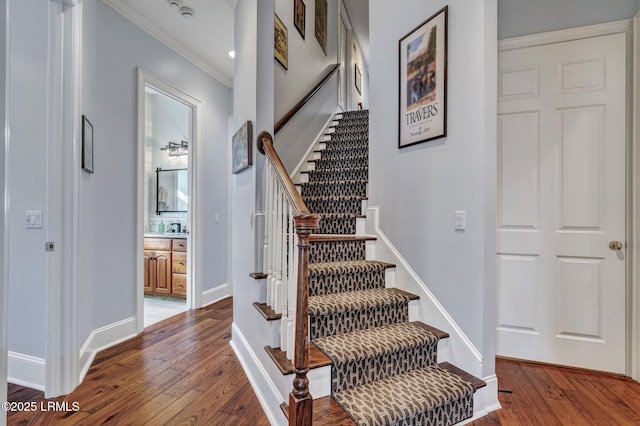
136, 69, 204, 332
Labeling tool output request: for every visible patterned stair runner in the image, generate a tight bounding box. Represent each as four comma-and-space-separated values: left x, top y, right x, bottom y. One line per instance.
301, 110, 475, 425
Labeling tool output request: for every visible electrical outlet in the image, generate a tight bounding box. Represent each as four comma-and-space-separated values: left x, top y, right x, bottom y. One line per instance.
455, 211, 466, 231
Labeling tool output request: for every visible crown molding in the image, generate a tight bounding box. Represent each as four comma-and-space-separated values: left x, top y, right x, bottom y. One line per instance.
102, 0, 233, 88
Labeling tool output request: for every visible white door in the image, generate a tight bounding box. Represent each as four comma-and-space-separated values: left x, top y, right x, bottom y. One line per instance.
497, 32, 627, 373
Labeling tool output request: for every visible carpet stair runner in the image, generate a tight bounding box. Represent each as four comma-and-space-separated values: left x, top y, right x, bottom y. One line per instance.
288, 110, 479, 425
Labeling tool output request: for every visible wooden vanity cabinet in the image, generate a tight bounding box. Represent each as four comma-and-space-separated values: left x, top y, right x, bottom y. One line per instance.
143, 237, 187, 297
171, 238, 187, 296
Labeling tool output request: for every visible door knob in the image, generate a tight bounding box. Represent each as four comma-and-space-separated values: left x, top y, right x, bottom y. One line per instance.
609, 241, 623, 251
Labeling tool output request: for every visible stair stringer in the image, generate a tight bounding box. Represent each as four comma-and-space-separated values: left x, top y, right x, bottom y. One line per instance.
290, 111, 342, 183
364, 205, 501, 422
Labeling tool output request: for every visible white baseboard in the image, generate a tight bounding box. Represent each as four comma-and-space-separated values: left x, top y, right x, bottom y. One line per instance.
460, 375, 502, 424
201, 283, 231, 307
78, 316, 137, 384
291, 111, 342, 182
230, 322, 287, 426
8, 351, 46, 391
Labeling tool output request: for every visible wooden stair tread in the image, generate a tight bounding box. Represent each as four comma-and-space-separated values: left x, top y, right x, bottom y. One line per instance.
411, 321, 449, 339
265, 343, 332, 375
438, 361, 487, 390
309, 234, 376, 242
252, 302, 281, 321
249, 272, 268, 280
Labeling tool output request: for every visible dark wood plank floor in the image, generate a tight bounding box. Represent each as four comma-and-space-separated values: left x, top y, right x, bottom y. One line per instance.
7, 297, 640, 425
7, 297, 270, 426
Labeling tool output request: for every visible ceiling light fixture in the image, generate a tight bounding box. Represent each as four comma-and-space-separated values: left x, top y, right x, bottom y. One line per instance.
228, 50, 236, 58
180, 6, 195, 19
167, 0, 182, 9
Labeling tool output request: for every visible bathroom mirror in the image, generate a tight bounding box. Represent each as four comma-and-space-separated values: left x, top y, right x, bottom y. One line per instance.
156, 168, 188, 214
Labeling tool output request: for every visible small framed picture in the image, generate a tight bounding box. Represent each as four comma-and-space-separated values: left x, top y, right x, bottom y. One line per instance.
82, 115, 94, 173
294, 0, 305, 39
315, 0, 327, 55
399, 6, 448, 148
232, 121, 253, 174
355, 63, 362, 95
274, 14, 288, 69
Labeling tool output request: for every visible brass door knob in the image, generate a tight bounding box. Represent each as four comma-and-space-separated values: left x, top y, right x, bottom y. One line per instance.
609, 241, 623, 251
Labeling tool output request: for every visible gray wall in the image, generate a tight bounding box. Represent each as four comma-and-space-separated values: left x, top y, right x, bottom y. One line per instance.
498, 0, 637, 39
1, 0, 7, 414
81, 0, 231, 331
369, 0, 497, 370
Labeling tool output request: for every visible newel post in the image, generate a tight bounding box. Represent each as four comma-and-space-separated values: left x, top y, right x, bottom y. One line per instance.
289, 214, 320, 426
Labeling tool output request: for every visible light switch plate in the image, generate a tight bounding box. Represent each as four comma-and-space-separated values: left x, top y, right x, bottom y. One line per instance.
455, 211, 465, 231
26, 211, 43, 229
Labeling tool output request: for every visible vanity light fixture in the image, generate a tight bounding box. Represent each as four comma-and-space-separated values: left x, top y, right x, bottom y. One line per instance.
161, 140, 189, 157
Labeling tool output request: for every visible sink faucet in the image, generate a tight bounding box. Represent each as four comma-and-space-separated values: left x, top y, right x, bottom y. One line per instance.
170, 223, 181, 233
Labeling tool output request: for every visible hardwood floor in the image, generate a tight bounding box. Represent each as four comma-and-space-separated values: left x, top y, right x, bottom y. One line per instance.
7, 297, 270, 426
7, 297, 640, 425
471, 358, 640, 425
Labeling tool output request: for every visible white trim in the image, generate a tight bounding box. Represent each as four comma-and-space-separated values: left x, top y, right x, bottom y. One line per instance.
7, 352, 46, 392
102, 0, 232, 88
77, 317, 137, 384
201, 285, 232, 308
459, 375, 501, 425
44, 0, 82, 399
230, 323, 286, 426
632, 11, 640, 382
290, 112, 340, 182
136, 69, 204, 333
499, 19, 632, 51
2, 0, 10, 423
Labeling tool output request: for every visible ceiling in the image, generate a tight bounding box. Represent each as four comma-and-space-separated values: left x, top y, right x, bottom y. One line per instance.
103, 0, 369, 88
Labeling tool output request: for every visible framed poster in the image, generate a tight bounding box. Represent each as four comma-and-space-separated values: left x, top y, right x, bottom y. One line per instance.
274, 14, 288, 69
232, 121, 253, 174
355, 63, 362, 95
82, 115, 94, 173
294, 0, 305, 39
315, 0, 327, 55
398, 6, 448, 148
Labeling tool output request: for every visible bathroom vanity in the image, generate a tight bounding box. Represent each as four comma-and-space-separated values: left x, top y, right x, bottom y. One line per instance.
144, 234, 188, 297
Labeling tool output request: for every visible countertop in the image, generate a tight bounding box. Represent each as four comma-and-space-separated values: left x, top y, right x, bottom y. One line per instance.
144, 232, 188, 239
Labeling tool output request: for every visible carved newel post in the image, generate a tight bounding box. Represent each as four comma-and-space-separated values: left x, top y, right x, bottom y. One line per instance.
289, 214, 320, 426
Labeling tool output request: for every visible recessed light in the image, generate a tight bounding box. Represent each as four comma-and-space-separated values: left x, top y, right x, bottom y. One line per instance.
180, 6, 194, 19
167, 0, 182, 9
228, 50, 236, 58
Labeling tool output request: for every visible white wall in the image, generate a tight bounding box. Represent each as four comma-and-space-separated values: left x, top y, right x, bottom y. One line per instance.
369, 0, 497, 374
498, 0, 637, 39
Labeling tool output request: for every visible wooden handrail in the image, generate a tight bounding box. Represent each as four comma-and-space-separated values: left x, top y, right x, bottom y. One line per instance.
274, 63, 341, 134
258, 131, 320, 426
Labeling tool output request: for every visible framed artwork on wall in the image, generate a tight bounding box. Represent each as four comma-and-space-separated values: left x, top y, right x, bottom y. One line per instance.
315, 0, 327, 55
398, 6, 448, 148
274, 14, 288, 69
232, 121, 253, 174
355, 63, 362, 95
294, 0, 305, 39
82, 115, 94, 173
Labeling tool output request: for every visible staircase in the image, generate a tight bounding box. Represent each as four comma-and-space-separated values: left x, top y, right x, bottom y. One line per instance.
273, 110, 482, 425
